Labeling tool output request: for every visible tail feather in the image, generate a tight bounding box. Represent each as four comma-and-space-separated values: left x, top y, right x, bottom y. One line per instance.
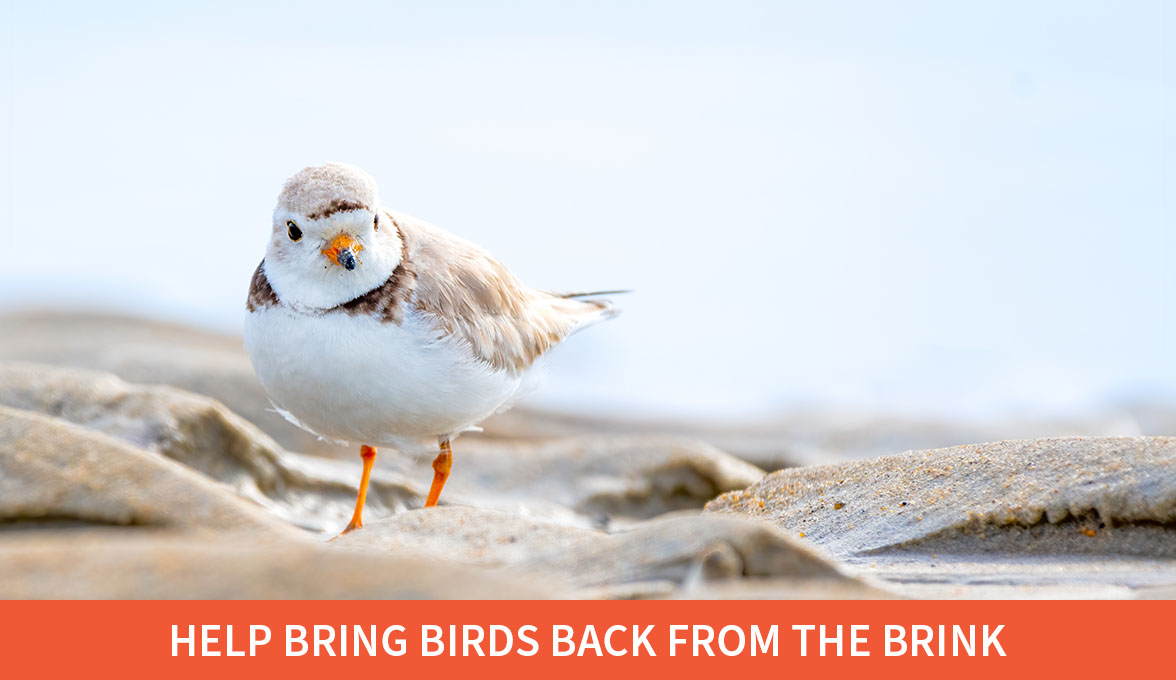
556, 289, 633, 299
547, 289, 627, 333
585, 298, 621, 322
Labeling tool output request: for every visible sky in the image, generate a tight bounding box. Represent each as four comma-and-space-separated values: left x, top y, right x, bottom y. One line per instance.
0, 1, 1172, 420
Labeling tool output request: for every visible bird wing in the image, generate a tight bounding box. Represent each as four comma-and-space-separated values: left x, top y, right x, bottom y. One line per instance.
390, 210, 616, 374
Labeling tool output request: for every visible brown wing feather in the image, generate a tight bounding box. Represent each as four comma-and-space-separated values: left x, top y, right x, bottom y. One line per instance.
394, 211, 608, 373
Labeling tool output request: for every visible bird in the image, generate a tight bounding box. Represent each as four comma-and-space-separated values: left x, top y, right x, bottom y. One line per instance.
243, 162, 619, 535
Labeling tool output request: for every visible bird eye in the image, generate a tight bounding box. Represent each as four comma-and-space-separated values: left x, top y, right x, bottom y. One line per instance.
287, 221, 302, 241
373, 213, 379, 231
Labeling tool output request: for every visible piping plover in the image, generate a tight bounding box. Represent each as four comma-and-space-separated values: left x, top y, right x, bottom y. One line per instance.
244, 162, 619, 535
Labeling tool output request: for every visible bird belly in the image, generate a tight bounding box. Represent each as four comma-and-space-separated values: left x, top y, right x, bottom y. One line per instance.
244, 305, 526, 447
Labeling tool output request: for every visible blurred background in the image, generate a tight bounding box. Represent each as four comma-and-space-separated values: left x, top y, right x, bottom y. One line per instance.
1, 1, 1172, 424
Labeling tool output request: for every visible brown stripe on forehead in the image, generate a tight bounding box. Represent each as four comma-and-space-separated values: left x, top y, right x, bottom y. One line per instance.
306, 199, 370, 221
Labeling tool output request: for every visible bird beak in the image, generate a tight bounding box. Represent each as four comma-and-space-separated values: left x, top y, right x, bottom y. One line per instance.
322, 234, 363, 271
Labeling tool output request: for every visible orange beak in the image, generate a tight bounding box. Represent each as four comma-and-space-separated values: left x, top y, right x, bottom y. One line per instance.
321, 234, 363, 270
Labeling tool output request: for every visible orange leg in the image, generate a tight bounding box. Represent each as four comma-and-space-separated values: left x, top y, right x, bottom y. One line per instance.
425, 439, 453, 508
337, 444, 377, 537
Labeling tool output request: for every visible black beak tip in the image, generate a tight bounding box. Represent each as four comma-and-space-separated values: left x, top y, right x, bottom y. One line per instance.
340, 250, 357, 271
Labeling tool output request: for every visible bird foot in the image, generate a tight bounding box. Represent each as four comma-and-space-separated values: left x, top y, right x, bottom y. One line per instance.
329, 518, 363, 541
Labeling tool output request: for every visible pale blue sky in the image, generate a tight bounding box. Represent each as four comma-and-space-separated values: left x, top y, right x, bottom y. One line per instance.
1, 1, 1172, 418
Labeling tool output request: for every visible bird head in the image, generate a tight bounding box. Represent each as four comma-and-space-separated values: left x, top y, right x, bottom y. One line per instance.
262, 162, 403, 309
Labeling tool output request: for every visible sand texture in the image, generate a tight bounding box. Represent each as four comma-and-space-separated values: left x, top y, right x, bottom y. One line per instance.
707, 437, 1176, 596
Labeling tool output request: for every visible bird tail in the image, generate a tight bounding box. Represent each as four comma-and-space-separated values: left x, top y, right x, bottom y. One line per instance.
557, 289, 633, 299
549, 289, 629, 330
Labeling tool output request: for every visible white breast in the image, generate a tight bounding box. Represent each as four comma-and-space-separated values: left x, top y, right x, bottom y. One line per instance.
244, 305, 537, 450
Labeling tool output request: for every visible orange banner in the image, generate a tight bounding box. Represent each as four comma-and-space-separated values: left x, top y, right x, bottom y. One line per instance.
0, 600, 1168, 678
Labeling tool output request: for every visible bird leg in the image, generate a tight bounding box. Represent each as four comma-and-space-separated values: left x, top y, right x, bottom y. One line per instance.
336, 444, 377, 537
425, 439, 453, 508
